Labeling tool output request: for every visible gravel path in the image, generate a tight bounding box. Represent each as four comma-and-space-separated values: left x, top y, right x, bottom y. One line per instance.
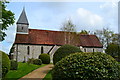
19, 64, 54, 80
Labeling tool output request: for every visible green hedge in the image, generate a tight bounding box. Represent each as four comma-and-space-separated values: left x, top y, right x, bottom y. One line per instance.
10, 60, 18, 70
33, 59, 42, 65
39, 53, 50, 64
53, 44, 82, 64
0, 51, 10, 78
52, 52, 120, 80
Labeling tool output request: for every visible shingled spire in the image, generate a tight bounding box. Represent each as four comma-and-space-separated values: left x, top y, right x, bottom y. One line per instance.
17, 7, 29, 25
17, 7, 29, 34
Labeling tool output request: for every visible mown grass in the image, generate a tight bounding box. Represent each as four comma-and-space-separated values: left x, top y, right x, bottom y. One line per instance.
43, 70, 52, 80
5, 62, 47, 80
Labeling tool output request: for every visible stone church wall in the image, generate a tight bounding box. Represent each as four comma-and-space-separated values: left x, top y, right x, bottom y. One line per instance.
81, 47, 103, 53
13, 44, 55, 62
80, 46, 103, 53
13, 44, 103, 62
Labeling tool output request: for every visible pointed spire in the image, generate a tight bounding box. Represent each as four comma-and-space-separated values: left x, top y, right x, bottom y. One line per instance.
17, 7, 29, 25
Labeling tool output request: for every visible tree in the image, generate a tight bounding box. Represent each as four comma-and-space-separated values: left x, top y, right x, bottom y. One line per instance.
0, 1, 15, 41
79, 30, 89, 34
105, 43, 120, 61
60, 19, 76, 32
111, 33, 119, 44
60, 19, 78, 45
94, 28, 118, 48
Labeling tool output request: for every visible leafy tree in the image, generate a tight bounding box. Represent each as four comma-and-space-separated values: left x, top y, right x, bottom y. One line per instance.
79, 30, 89, 34
105, 43, 120, 58
0, 1, 15, 41
94, 28, 118, 48
60, 19, 78, 45
60, 19, 76, 32
111, 33, 119, 44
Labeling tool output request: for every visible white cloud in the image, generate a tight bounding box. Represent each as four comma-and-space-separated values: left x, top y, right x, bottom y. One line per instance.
0, 24, 16, 54
100, 2, 118, 32
72, 8, 105, 31
100, 2, 117, 18
4, 24, 16, 43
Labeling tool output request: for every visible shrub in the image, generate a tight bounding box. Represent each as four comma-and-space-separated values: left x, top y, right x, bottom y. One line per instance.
39, 53, 50, 64
22, 61, 26, 63
52, 52, 120, 80
22, 56, 26, 63
33, 59, 42, 65
0, 51, 10, 78
27, 58, 34, 64
10, 60, 18, 70
105, 43, 120, 57
53, 44, 82, 64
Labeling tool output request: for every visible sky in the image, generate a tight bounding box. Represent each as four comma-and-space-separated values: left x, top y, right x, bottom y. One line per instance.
0, 0, 119, 54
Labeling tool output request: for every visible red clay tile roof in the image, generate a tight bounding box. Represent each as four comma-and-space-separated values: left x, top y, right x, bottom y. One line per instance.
79, 35, 103, 48
14, 29, 103, 48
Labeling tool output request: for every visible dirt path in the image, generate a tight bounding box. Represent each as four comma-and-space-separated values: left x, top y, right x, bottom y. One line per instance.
19, 64, 54, 80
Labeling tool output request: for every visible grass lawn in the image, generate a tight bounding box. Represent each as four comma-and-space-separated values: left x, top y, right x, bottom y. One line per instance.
5, 62, 47, 80
43, 70, 52, 80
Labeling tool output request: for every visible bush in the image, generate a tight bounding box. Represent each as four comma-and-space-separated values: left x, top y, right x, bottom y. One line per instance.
53, 44, 82, 64
0, 51, 10, 78
105, 43, 120, 58
27, 58, 34, 64
33, 59, 42, 65
10, 60, 18, 70
52, 52, 120, 80
22, 61, 26, 63
39, 53, 50, 64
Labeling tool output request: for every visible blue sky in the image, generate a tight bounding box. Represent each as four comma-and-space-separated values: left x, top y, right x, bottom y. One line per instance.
0, 1, 118, 54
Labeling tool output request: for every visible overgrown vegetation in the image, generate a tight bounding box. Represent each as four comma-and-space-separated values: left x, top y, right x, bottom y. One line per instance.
52, 52, 120, 80
53, 44, 82, 64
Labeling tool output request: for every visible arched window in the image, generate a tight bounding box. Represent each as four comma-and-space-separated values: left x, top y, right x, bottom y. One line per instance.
27, 46, 30, 55
41, 46, 44, 53
93, 48, 94, 52
84, 48, 86, 52
22, 27, 23, 30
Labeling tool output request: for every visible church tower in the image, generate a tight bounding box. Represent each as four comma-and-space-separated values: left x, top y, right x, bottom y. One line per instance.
16, 8, 29, 34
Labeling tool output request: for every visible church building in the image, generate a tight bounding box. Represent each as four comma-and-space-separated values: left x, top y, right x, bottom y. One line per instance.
13, 8, 103, 62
